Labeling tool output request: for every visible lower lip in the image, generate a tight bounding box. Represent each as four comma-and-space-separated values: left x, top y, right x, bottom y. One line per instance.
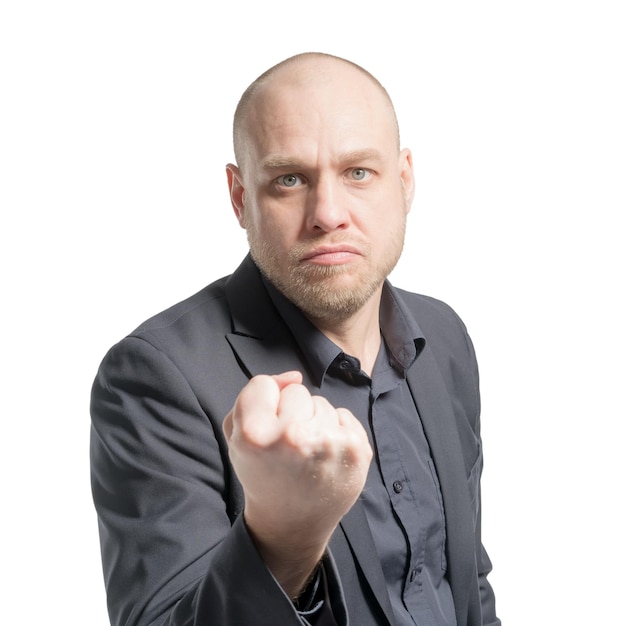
302, 251, 359, 266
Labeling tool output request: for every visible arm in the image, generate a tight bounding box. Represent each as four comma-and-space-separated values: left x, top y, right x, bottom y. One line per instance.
90, 337, 300, 625
222, 372, 372, 600
454, 314, 500, 626
90, 337, 369, 625
415, 293, 500, 625
473, 454, 500, 626
463, 328, 500, 626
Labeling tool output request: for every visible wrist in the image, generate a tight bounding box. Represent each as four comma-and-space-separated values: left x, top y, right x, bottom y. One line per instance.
243, 510, 331, 599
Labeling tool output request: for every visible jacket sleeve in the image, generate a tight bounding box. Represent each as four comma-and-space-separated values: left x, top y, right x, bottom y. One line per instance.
470, 448, 500, 626
421, 295, 501, 626
461, 322, 501, 626
90, 335, 344, 626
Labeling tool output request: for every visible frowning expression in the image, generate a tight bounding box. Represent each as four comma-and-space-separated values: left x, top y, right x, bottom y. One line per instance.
227, 58, 414, 324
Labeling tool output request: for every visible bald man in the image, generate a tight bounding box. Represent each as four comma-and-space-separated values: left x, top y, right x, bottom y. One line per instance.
91, 53, 500, 626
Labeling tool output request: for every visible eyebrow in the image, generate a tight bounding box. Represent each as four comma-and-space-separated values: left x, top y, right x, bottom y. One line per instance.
260, 149, 386, 171
260, 156, 305, 171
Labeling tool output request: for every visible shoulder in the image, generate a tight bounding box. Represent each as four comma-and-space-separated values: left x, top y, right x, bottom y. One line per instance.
128, 255, 264, 345
92, 270, 248, 425
132, 274, 231, 338
394, 286, 481, 425
94, 273, 236, 387
394, 287, 471, 346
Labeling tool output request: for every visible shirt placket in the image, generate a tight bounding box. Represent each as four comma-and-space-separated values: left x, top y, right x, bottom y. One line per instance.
370, 387, 427, 616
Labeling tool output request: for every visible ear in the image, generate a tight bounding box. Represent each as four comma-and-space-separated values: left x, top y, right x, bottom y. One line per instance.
399, 148, 415, 213
226, 163, 247, 228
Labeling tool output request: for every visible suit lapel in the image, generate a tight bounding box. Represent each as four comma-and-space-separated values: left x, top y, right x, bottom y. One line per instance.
333, 503, 396, 626
406, 343, 475, 621
224, 256, 307, 377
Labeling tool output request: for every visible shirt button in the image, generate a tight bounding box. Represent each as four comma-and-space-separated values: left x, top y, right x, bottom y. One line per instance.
392, 480, 403, 493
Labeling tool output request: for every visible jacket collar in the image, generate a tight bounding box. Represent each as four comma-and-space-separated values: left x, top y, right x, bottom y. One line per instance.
224, 255, 309, 379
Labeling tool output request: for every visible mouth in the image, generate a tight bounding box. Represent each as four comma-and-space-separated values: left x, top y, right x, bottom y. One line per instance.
299, 245, 362, 266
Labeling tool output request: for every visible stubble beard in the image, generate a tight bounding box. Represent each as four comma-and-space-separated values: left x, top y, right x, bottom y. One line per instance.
247, 222, 406, 325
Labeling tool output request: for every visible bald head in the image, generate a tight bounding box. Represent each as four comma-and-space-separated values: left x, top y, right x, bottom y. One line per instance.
232, 53, 400, 170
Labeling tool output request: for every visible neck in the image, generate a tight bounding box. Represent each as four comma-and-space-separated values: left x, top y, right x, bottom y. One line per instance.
309, 293, 382, 376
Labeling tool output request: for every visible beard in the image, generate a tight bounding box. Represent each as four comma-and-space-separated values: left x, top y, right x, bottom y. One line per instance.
246, 220, 406, 325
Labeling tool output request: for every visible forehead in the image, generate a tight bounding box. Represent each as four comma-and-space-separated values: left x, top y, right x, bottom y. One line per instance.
241, 62, 398, 167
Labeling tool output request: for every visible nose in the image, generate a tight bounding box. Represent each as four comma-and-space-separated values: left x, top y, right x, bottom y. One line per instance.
305, 178, 350, 233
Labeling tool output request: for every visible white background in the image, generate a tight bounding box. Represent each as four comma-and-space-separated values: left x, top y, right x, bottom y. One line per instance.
1, 1, 624, 623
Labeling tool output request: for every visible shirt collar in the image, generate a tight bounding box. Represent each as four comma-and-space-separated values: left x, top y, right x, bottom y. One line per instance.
261, 275, 425, 387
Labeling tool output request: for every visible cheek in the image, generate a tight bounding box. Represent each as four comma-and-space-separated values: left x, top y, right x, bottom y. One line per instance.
251, 208, 301, 249
373, 206, 407, 245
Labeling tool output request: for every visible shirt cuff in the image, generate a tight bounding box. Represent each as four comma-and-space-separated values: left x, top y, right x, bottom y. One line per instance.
295, 561, 341, 626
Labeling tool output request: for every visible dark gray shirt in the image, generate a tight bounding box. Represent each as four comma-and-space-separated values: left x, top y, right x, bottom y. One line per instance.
264, 278, 457, 626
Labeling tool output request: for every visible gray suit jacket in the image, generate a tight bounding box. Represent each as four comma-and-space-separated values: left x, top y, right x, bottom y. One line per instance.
91, 255, 500, 626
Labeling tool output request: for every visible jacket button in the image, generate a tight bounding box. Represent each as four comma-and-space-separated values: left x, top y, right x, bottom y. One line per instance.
393, 480, 403, 493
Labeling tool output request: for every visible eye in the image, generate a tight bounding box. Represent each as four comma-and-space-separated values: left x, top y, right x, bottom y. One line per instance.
276, 174, 303, 188
350, 168, 371, 181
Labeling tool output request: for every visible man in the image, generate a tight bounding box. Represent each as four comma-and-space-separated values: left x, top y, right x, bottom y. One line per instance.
91, 52, 500, 626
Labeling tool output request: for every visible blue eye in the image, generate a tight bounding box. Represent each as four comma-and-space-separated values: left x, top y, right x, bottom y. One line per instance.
277, 174, 302, 187
350, 168, 369, 181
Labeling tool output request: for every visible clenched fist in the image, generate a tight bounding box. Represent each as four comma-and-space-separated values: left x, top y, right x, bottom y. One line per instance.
223, 370, 372, 598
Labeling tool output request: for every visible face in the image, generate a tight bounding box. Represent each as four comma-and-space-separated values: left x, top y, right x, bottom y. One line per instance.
227, 61, 414, 325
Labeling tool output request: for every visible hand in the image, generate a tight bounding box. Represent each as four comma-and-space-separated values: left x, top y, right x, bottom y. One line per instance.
222, 371, 372, 597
